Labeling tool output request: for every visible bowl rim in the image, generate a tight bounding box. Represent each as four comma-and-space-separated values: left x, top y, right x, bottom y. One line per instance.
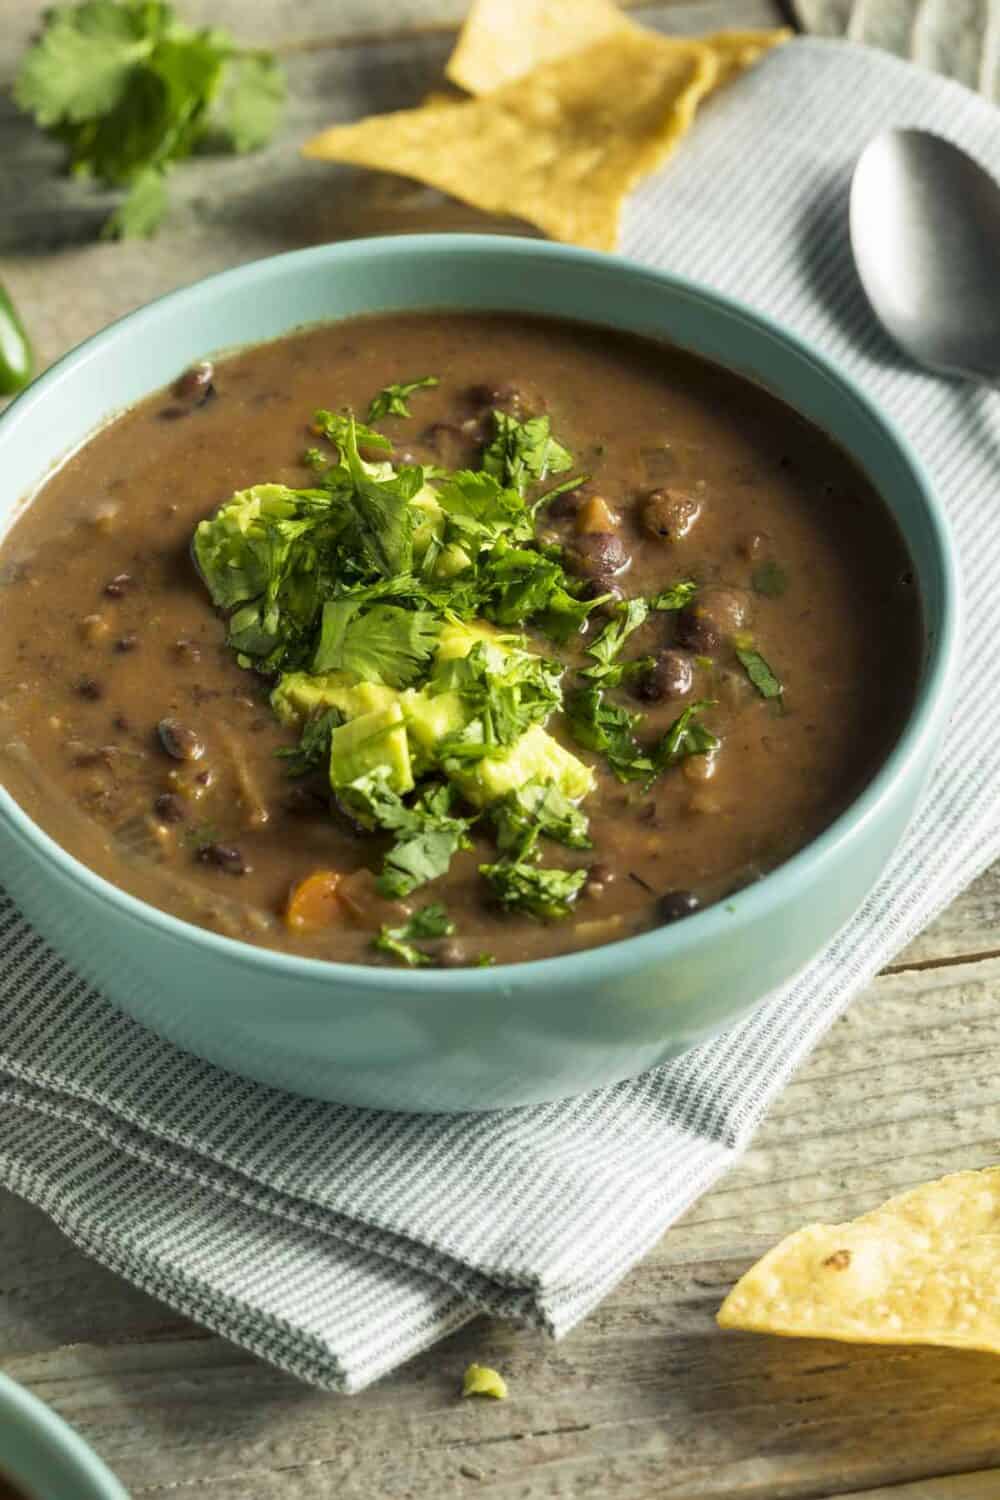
0, 232, 962, 993
0, 1372, 129, 1498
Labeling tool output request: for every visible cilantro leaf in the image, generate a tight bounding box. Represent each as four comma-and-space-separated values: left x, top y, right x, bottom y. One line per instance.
276, 706, 343, 777
340, 771, 473, 898
482, 412, 573, 496
367, 376, 439, 423
312, 408, 393, 457
331, 417, 419, 579
480, 861, 587, 921
14, 0, 162, 126
751, 562, 788, 599
652, 699, 720, 770
14, 1, 285, 239
581, 597, 650, 683
735, 647, 783, 699
313, 599, 441, 687
490, 780, 591, 860
102, 163, 169, 238
433, 470, 534, 547
207, 51, 286, 153
434, 642, 563, 761
565, 685, 653, 783
650, 580, 699, 612
374, 902, 454, 967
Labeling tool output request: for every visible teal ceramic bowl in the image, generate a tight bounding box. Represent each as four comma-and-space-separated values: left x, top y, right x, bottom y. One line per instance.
0, 236, 959, 1111
0, 1373, 129, 1499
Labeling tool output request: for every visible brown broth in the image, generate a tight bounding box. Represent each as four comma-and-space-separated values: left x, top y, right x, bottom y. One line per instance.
0, 314, 922, 965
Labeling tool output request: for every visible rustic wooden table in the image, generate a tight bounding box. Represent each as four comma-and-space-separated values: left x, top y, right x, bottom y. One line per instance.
3, 2, 1000, 1495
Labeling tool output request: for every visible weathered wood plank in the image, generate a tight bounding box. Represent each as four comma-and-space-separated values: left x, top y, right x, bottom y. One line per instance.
4, 957, 1000, 1498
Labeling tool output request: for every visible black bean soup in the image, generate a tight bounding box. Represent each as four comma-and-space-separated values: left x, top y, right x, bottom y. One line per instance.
0, 314, 922, 968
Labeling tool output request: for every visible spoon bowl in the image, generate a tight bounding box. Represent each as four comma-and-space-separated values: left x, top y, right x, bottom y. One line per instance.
850, 128, 1000, 382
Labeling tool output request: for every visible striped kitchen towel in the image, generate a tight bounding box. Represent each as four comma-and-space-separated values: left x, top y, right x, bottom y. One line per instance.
2, 38, 999, 1391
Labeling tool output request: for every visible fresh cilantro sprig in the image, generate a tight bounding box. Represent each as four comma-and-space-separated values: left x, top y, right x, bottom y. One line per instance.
340, 769, 474, 898
14, 0, 286, 239
367, 376, 439, 423
374, 903, 454, 966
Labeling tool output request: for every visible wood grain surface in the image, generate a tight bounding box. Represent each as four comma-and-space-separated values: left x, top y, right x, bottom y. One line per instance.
2, 2, 998, 1495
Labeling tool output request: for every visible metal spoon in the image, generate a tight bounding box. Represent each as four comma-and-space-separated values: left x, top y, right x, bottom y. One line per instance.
849, 128, 1000, 382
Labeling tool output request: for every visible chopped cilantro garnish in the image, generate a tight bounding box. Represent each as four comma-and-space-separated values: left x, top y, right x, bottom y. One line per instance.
751, 561, 788, 598
490, 781, 591, 860
565, 685, 653, 783
735, 647, 783, 700
367, 376, 439, 423
340, 770, 473, 898
480, 861, 587, 921
651, 580, 699, 612
482, 412, 573, 496
312, 409, 392, 456
13, 0, 285, 239
374, 902, 454, 966
652, 699, 720, 769
581, 598, 650, 684
435, 642, 563, 760
276, 706, 343, 777
313, 599, 441, 687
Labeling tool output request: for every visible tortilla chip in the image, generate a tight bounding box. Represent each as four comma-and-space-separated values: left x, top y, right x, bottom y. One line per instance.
304, 32, 718, 251
718, 1167, 1000, 1355
446, 0, 632, 94
702, 28, 794, 86
444, 0, 789, 97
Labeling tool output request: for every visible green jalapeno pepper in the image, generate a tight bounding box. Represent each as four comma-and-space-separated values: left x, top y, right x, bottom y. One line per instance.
0, 282, 33, 395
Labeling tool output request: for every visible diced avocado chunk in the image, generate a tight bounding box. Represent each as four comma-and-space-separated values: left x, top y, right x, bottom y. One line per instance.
452, 724, 594, 808
435, 618, 503, 664
272, 671, 398, 728
401, 688, 470, 760
410, 483, 445, 557
329, 702, 414, 793
433, 542, 473, 579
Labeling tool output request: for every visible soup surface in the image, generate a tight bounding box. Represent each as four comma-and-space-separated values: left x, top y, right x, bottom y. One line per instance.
0, 1472, 29, 1499
0, 314, 922, 967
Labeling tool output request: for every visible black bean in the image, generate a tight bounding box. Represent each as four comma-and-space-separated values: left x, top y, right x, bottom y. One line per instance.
421, 422, 470, 468
172, 361, 215, 403
584, 862, 616, 898
77, 677, 103, 700
153, 792, 185, 824
112, 714, 130, 732
566, 531, 631, 583
197, 843, 248, 875
546, 485, 588, 519
635, 649, 694, 703
658, 889, 701, 923
103, 573, 133, 598
675, 587, 752, 654
157, 717, 205, 762
430, 939, 469, 968
114, 633, 138, 653
640, 488, 702, 543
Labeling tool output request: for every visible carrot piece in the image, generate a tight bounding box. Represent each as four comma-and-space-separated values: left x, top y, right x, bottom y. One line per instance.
285, 870, 344, 931
575, 494, 618, 535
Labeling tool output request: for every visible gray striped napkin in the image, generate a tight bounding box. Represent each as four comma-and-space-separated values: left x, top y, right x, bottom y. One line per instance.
794, 0, 1000, 99
2, 39, 999, 1393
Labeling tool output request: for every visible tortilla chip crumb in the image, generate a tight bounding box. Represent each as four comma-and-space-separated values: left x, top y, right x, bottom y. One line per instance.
462, 1362, 509, 1399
